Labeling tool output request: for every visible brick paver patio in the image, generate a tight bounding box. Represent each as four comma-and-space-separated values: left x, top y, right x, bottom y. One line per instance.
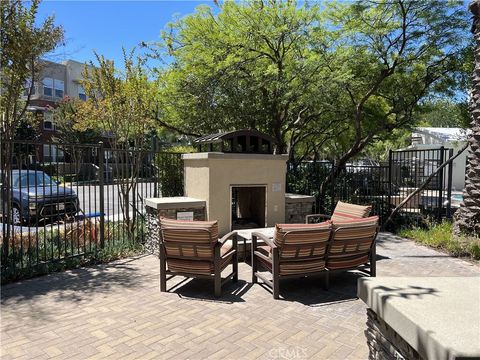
1, 233, 479, 360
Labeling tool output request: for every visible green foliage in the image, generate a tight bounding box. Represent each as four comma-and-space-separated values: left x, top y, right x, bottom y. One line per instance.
319, 0, 469, 160
156, 153, 184, 197
1, 221, 144, 284
416, 100, 470, 128
286, 162, 334, 212
151, 0, 328, 153
162, 144, 196, 153
363, 128, 411, 162
80, 50, 158, 149
79, 51, 160, 239
51, 97, 101, 145
149, 0, 470, 164
0, 0, 64, 140
399, 221, 480, 260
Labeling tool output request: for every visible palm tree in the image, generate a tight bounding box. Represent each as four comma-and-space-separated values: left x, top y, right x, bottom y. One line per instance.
454, 0, 480, 236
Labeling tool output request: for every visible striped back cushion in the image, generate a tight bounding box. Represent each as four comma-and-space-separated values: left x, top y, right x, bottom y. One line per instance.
274, 222, 332, 259
329, 216, 378, 255
331, 201, 372, 222
160, 218, 219, 259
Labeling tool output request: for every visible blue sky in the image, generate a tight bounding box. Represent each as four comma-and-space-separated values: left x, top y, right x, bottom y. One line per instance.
37, 1, 216, 68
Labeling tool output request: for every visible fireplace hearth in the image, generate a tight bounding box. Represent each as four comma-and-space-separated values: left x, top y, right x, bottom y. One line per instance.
231, 186, 266, 230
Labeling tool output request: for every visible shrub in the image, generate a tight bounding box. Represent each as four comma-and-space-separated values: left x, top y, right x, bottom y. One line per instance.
399, 221, 480, 260
156, 152, 184, 197
1, 219, 144, 283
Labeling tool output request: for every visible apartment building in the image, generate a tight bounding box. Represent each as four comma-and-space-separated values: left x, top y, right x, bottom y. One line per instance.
22, 59, 93, 161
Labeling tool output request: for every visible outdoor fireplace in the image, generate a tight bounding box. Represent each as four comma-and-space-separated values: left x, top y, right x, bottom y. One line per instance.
182, 130, 288, 235
231, 186, 266, 230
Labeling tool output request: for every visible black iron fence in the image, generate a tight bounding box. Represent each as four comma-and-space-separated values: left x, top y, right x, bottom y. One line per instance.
0, 140, 183, 283
1, 140, 456, 283
287, 147, 455, 229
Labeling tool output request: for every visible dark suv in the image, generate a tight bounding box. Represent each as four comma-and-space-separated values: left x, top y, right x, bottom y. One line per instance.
1, 170, 79, 225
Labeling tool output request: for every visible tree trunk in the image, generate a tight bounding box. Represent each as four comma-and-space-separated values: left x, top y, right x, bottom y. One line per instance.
453, 0, 480, 236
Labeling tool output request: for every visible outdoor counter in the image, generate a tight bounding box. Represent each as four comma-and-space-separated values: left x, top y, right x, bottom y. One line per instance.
358, 276, 480, 360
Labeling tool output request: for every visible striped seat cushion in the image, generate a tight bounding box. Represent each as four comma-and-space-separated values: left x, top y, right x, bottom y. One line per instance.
332, 215, 378, 226
274, 222, 331, 247
274, 222, 331, 259
331, 201, 372, 222
280, 259, 326, 275
327, 255, 369, 270
160, 218, 219, 259
330, 216, 378, 252
327, 216, 378, 270
328, 239, 373, 255
255, 250, 326, 275
160, 218, 219, 241
167, 243, 233, 275
165, 240, 233, 259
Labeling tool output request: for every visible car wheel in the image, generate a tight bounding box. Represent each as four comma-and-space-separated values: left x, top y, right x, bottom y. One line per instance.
11, 205, 22, 226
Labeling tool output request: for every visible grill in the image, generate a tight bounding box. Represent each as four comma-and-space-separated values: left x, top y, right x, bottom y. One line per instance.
38, 198, 78, 217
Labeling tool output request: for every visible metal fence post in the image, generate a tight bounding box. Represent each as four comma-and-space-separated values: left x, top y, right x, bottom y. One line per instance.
446, 148, 453, 218
437, 146, 445, 222
153, 136, 158, 198
330, 160, 335, 215
388, 150, 393, 225
98, 142, 105, 249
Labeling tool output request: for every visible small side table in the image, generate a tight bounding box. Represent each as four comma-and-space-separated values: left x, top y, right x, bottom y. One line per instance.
236, 227, 275, 262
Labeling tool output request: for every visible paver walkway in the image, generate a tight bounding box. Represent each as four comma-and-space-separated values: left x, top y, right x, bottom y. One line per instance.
1, 233, 478, 360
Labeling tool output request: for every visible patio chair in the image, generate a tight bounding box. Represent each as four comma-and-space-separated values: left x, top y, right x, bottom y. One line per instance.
251, 222, 331, 299
325, 216, 379, 286
305, 201, 372, 224
159, 218, 238, 297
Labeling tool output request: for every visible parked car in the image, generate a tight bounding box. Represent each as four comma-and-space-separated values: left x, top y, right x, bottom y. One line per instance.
1, 170, 79, 225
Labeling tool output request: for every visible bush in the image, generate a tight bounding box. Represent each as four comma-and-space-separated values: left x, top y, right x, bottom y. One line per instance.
399, 221, 480, 260
156, 152, 184, 197
1, 220, 144, 283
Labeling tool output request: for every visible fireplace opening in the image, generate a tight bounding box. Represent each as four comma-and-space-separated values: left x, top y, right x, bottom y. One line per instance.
231, 186, 266, 230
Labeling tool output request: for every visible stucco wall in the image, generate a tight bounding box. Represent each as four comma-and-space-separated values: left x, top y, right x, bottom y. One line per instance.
183, 153, 288, 235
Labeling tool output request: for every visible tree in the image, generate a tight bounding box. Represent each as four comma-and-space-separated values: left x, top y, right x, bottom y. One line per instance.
454, 0, 480, 236
416, 100, 470, 128
148, 0, 334, 155
0, 0, 63, 254
50, 97, 101, 175
79, 50, 158, 240
148, 0, 469, 172
0, 0, 64, 141
313, 0, 469, 203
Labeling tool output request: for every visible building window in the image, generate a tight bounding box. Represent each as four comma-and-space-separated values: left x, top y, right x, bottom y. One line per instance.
43, 77, 53, 96
23, 79, 35, 97
78, 85, 87, 101
43, 112, 56, 131
43, 144, 64, 162
54, 79, 64, 98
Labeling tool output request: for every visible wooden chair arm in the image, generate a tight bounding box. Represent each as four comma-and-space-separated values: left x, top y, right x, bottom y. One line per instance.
219, 231, 237, 245
253, 250, 272, 264
252, 231, 276, 249
217, 231, 237, 260
306, 214, 331, 223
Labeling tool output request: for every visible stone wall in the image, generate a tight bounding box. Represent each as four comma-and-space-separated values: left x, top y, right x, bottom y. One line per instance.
144, 198, 206, 257
145, 206, 162, 256
366, 309, 422, 360
285, 193, 315, 224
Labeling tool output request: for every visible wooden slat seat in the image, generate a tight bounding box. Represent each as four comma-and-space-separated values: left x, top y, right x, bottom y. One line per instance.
251, 222, 331, 299
159, 218, 238, 297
